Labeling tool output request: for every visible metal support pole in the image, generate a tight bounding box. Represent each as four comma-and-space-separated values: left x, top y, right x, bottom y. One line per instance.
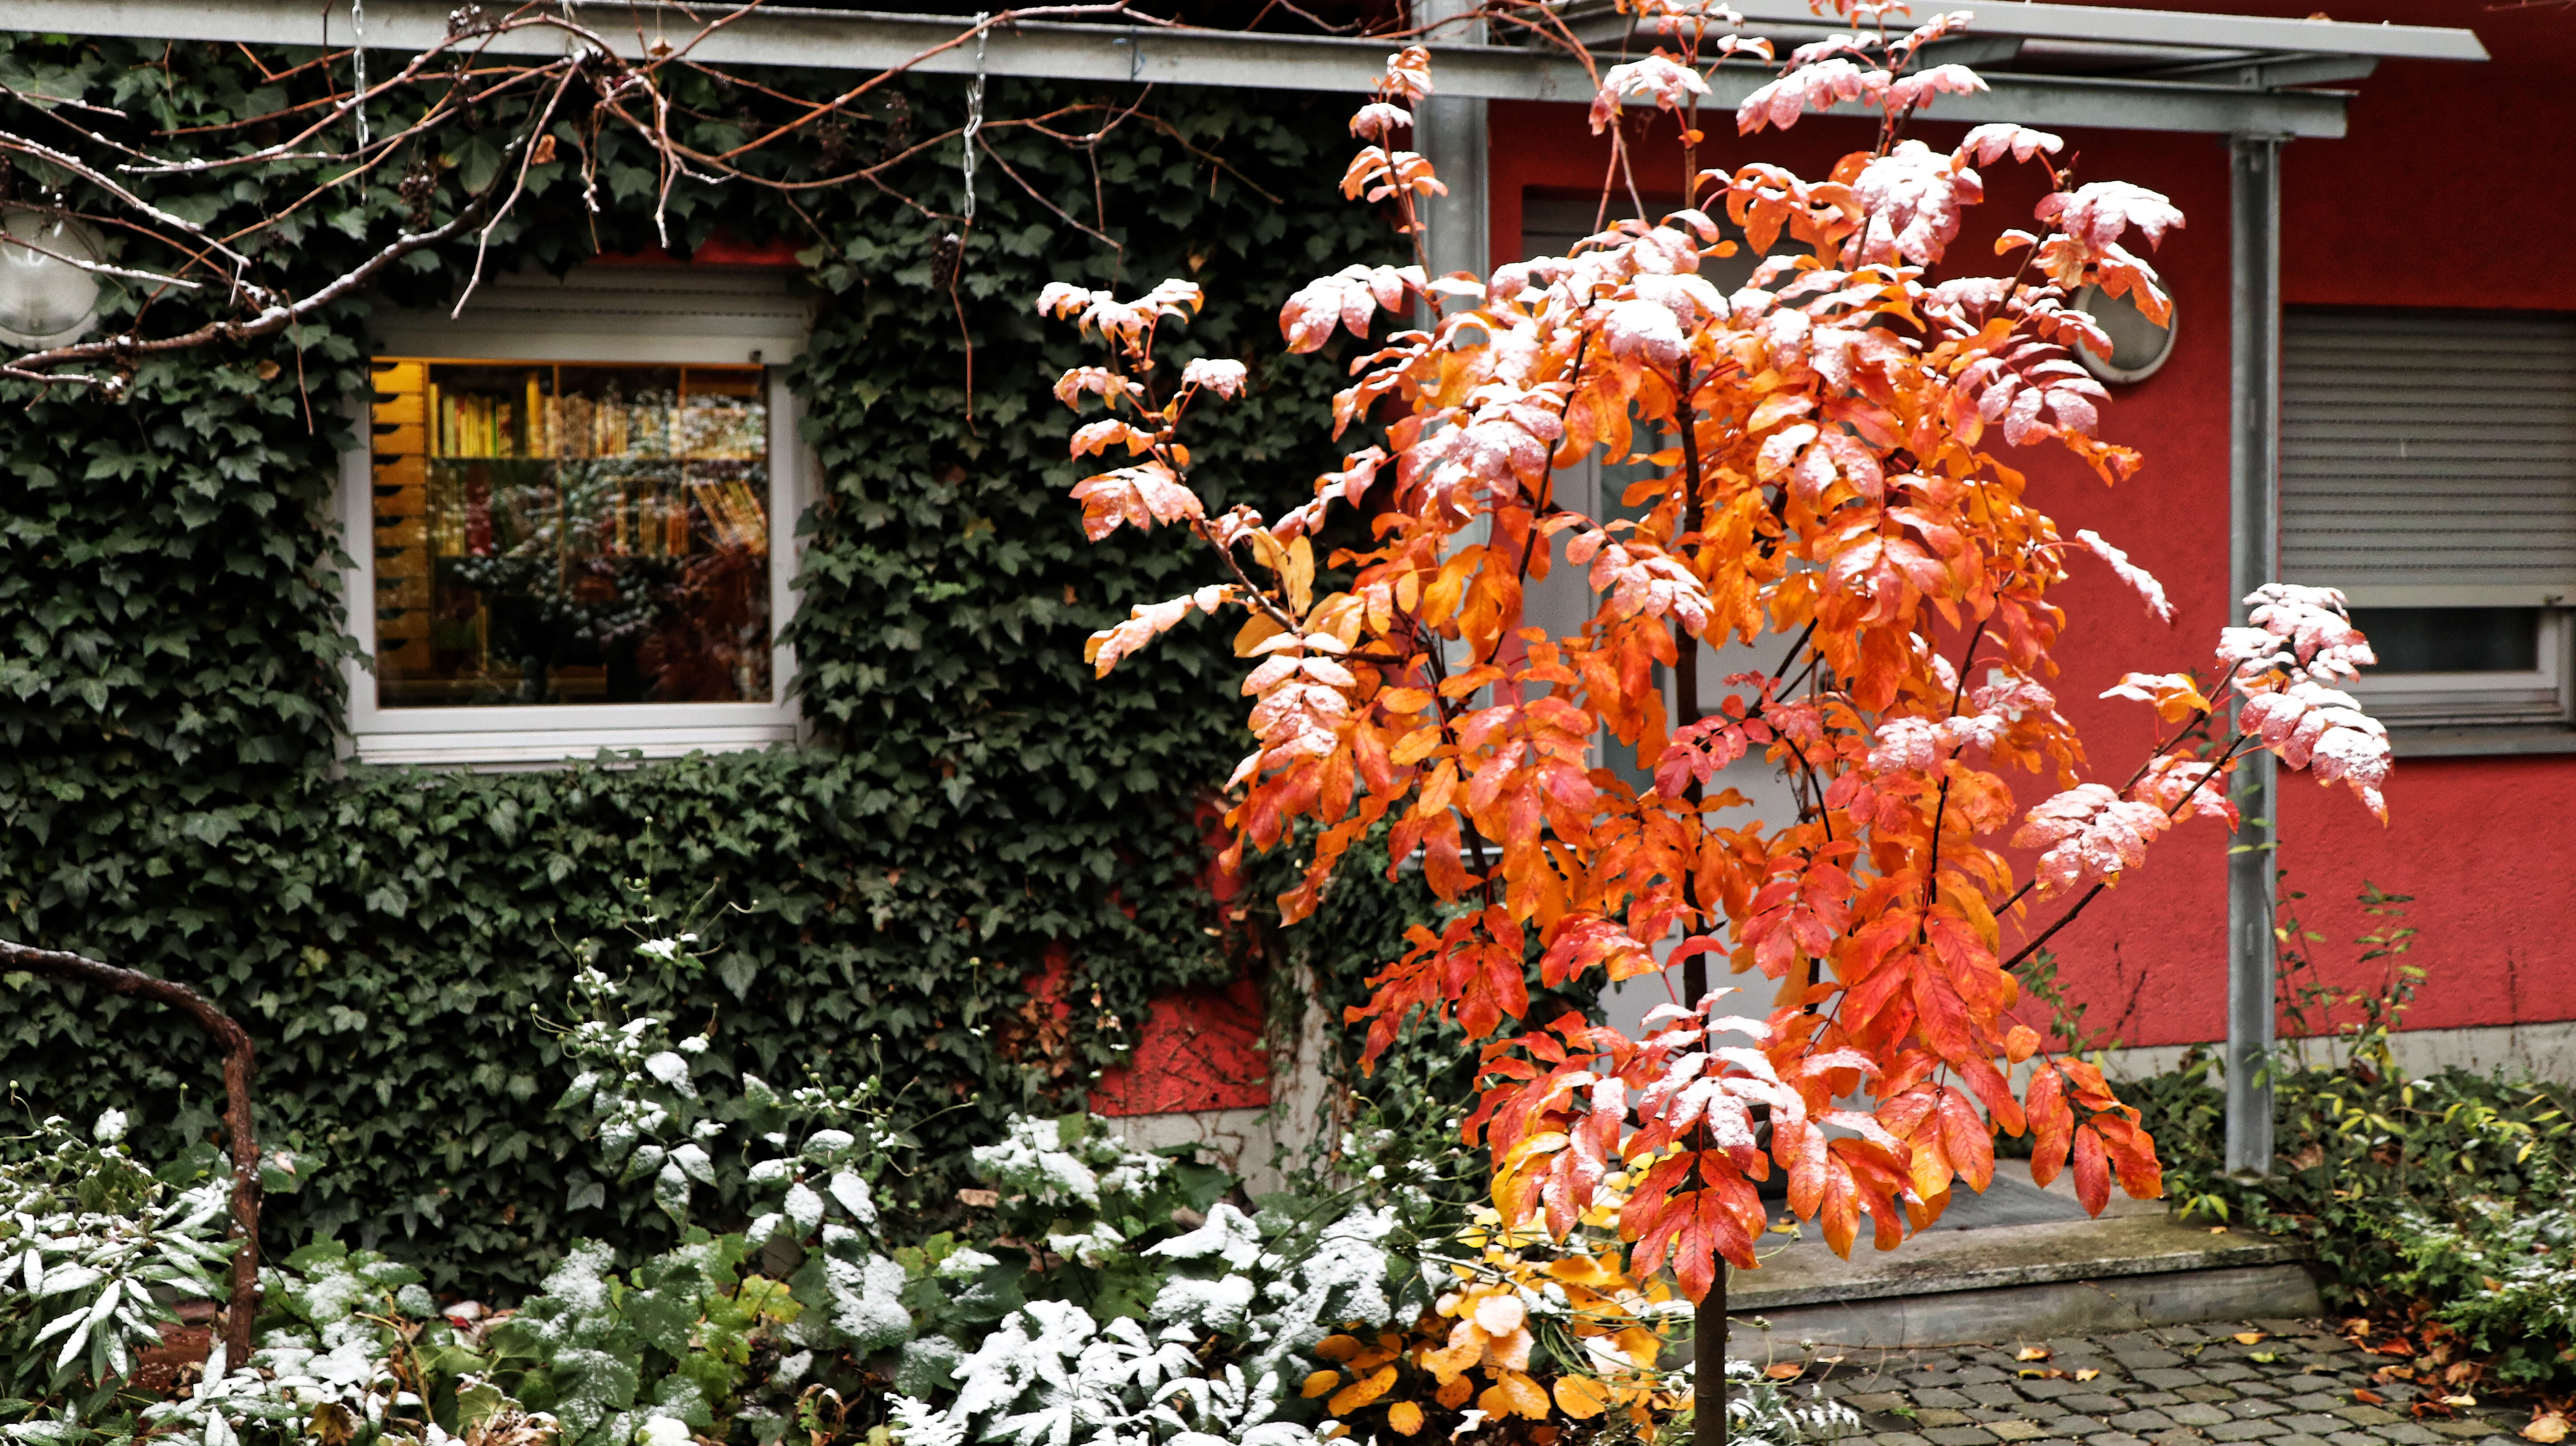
1412, 0, 1489, 294
2225, 134, 2283, 1179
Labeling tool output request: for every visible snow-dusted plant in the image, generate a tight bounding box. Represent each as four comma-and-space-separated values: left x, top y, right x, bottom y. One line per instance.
0, 1111, 232, 1406
887, 1202, 1395, 1446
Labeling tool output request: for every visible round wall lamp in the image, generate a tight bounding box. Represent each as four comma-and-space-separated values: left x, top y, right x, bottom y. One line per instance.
0, 207, 106, 350
2072, 280, 2177, 385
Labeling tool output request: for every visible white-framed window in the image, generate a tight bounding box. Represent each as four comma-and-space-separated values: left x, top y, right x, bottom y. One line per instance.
338, 267, 812, 767
2281, 307, 2576, 734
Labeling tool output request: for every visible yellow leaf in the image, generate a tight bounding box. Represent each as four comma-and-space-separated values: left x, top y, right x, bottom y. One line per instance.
1386, 1401, 1426, 1437
2075, 1369, 2101, 1382
1302, 1370, 1341, 1399
1286, 535, 1317, 616
1554, 1376, 1612, 1420
1763, 1363, 1804, 1381
2527, 1415, 2571, 1445
2016, 1346, 2052, 1362
1480, 1370, 1551, 1421
1329, 1365, 1398, 1416
2235, 1332, 2265, 1345
1235, 611, 1286, 657
1314, 1334, 1365, 1362
1436, 1376, 1475, 1409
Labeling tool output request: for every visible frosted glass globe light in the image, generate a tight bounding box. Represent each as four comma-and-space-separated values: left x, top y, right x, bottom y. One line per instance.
0, 207, 105, 349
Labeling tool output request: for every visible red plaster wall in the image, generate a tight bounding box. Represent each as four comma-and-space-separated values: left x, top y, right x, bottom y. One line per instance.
1486, 0, 2576, 1048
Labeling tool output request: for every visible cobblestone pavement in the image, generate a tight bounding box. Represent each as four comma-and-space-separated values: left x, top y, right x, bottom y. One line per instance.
1772, 1319, 2530, 1446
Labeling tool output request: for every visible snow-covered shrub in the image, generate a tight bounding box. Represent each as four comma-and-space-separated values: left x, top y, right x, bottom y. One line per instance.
0, 1112, 232, 1409
887, 1203, 1394, 1446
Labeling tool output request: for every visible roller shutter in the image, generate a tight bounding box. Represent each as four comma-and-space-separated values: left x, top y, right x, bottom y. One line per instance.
2281, 309, 2576, 603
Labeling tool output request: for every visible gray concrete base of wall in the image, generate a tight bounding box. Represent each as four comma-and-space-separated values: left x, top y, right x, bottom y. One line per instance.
1709, 1160, 2323, 1353
1730, 1261, 2324, 1353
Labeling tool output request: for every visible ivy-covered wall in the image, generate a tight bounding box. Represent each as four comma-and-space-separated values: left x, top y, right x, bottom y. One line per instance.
0, 33, 1425, 1294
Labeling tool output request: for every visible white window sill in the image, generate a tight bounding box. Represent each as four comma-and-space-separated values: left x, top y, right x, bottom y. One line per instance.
2386, 727, 2576, 759
348, 724, 799, 770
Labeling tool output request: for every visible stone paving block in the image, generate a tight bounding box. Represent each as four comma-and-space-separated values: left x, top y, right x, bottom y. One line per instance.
1920, 1409, 1975, 1428
2143, 1371, 2210, 1390
2294, 1356, 2353, 1371
1919, 1391, 1976, 1409
1871, 1434, 1933, 1446
2023, 1381, 2084, 1401
2208, 1422, 2285, 1441
1990, 1423, 2052, 1441
1849, 1393, 1911, 1413
2066, 1395, 2130, 1416
2149, 1431, 2206, 1446
2038, 1417, 2105, 1436
2166, 1405, 2235, 1427
2326, 1434, 2379, 1446
2234, 1383, 2286, 1399
2227, 1401, 2286, 1419
2334, 1407, 2400, 1427
2082, 1434, 2150, 1446
1925, 1429, 2000, 1446
2373, 1425, 2441, 1445
2280, 1415, 2350, 1435
1970, 1386, 2032, 1408
2422, 1424, 2492, 1441
2282, 1396, 2344, 1411
2111, 1412, 2178, 1432
2180, 1388, 2245, 1405
2203, 1366, 2259, 1385
2284, 1380, 2347, 1395
2119, 1351, 2190, 1370
2274, 1436, 2333, 1446
1960, 1368, 2015, 1385
2470, 1437, 2524, 1446
2131, 1395, 2187, 1409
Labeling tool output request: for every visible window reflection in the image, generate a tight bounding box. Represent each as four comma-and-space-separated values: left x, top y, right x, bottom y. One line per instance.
370, 359, 772, 707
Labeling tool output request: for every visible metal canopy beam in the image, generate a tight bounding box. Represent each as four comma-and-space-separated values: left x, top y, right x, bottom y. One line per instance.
10, 0, 2477, 138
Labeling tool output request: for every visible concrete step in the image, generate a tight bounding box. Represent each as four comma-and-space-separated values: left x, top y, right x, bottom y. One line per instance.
1718, 1161, 2321, 1351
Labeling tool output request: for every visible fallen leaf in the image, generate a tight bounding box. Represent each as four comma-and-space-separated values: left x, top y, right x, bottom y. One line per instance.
2020, 1369, 2068, 1381
2441, 1396, 2477, 1409
2076, 1369, 2101, 1382
2019, 1347, 2053, 1362
2251, 1353, 2280, 1364
1764, 1363, 1805, 1381
2208, 1226, 2230, 1235
2235, 1332, 2265, 1344
2524, 1412, 2570, 1444
2356, 1390, 2387, 1405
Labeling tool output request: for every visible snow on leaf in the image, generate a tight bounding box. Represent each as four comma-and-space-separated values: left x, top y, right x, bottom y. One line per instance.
1592, 53, 1711, 134
2076, 528, 2173, 624
2011, 783, 2171, 896
2132, 755, 2237, 826
1849, 140, 1979, 266
1954, 122, 2063, 168
1884, 63, 1987, 115
1737, 57, 1889, 134
1349, 102, 1411, 141
1181, 357, 1248, 399
1069, 462, 1204, 541
2036, 181, 2184, 252
2238, 681, 2390, 820
2099, 671, 2210, 722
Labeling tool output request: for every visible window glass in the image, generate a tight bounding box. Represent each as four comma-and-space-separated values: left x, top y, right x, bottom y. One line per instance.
370, 359, 772, 707
2348, 606, 2539, 674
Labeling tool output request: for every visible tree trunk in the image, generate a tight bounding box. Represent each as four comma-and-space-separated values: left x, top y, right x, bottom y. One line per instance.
0, 941, 261, 1366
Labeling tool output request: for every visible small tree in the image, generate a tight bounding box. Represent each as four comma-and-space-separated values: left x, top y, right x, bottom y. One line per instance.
1040, 2, 2392, 1437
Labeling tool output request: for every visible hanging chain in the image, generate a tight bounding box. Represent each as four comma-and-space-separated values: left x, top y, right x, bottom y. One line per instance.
960, 13, 988, 226
351, 0, 372, 150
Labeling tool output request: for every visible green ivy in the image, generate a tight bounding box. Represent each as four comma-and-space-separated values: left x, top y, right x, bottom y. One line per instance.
0, 32, 1426, 1295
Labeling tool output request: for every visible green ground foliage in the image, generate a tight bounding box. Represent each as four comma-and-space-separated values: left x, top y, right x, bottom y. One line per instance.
0, 29, 1427, 1295
2129, 889, 2576, 1389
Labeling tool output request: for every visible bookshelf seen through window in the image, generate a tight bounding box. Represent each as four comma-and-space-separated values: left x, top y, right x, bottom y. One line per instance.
369, 358, 773, 708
